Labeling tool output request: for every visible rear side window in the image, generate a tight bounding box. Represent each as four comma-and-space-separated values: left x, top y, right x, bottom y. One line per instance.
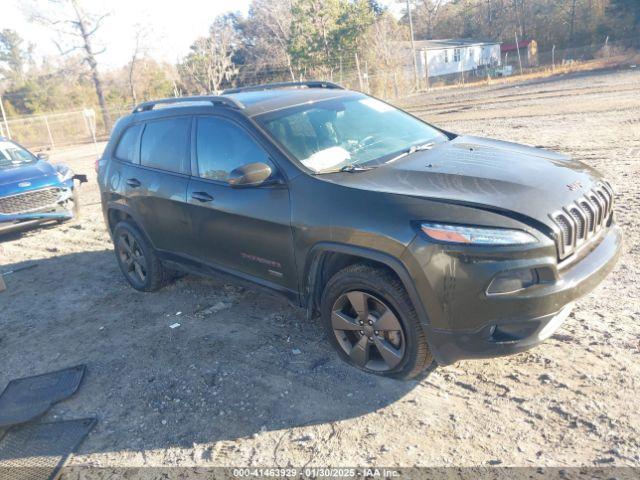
140, 117, 191, 173
114, 124, 142, 162
196, 117, 272, 182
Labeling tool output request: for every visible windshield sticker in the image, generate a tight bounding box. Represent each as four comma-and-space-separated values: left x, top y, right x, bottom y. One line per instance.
301, 146, 351, 172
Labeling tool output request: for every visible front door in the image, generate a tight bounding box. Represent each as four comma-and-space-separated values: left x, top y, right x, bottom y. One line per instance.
186, 115, 296, 293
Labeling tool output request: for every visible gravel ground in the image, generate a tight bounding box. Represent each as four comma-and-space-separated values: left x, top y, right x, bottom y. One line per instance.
0, 67, 639, 470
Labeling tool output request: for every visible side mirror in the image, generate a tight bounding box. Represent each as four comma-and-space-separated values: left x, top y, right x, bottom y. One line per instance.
228, 162, 277, 188
36, 152, 49, 161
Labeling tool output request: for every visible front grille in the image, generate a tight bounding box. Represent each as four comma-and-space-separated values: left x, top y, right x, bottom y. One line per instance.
0, 188, 61, 215
550, 182, 614, 259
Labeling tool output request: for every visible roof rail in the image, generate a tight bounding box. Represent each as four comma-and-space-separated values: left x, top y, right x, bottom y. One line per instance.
132, 95, 244, 114
222, 81, 344, 95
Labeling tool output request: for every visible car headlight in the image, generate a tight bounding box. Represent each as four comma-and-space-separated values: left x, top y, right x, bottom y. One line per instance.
55, 164, 74, 182
420, 222, 537, 245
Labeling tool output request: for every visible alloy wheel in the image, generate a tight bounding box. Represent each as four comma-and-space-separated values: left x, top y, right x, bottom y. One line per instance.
118, 231, 147, 284
331, 290, 406, 372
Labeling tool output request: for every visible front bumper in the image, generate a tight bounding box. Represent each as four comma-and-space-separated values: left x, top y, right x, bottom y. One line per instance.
409, 225, 623, 365
0, 181, 75, 234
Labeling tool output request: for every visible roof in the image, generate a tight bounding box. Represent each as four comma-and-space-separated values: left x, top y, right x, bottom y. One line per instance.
224, 88, 356, 116
412, 38, 500, 49
501, 39, 534, 53
129, 83, 360, 119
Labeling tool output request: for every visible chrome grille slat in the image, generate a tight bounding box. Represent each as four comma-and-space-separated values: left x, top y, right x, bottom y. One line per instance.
0, 188, 61, 215
602, 185, 614, 216
589, 192, 605, 226
568, 206, 587, 241
596, 190, 610, 217
550, 183, 614, 260
578, 199, 596, 233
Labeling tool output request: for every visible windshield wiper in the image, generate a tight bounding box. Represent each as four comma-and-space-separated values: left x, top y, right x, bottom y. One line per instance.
313, 164, 376, 174
385, 142, 434, 165
339, 164, 375, 172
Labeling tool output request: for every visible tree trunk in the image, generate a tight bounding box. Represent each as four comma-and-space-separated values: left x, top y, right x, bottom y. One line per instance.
71, 0, 111, 131
129, 62, 137, 106
569, 0, 577, 58
286, 54, 295, 82
569, 0, 577, 48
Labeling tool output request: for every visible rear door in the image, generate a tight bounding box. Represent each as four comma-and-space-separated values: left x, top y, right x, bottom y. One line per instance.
185, 115, 296, 292
125, 115, 193, 254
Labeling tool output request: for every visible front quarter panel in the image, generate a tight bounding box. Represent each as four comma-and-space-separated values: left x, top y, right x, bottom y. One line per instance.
290, 172, 558, 334
290, 174, 418, 276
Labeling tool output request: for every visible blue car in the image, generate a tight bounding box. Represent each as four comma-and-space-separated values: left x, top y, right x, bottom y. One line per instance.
0, 136, 85, 234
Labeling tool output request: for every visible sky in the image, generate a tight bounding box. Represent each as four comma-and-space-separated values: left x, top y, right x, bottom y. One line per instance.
1, 0, 404, 70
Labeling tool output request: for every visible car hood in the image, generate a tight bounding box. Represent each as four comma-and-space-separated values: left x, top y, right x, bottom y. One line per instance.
331, 135, 606, 227
0, 160, 58, 186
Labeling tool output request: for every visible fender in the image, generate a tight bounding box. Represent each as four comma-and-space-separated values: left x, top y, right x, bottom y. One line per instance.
105, 202, 155, 248
302, 241, 431, 329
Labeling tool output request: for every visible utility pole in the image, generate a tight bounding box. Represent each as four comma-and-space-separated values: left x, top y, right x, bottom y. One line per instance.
406, 0, 420, 91
0, 93, 11, 139
355, 52, 364, 91
43, 115, 55, 149
514, 30, 524, 76
425, 48, 430, 90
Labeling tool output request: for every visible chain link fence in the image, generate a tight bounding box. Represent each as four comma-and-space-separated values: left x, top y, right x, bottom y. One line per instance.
0, 106, 130, 151
349, 38, 638, 93
233, 38, 637, 97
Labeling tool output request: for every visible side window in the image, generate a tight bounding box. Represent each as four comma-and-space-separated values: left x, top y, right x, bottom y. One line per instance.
196, 117, 273, 182
114, 124, 142, 162
140, 117, 191, 173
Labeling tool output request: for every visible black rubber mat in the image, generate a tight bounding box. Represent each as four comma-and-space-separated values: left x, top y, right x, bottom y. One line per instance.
0, 365, 86, 429
0, 418, 96, 480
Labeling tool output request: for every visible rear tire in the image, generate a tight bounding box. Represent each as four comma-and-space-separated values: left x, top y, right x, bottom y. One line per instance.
113, 220, 171, 292
320, 264, 433, 379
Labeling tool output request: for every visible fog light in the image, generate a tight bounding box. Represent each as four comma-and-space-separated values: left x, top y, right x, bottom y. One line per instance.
487, 268, 538, 295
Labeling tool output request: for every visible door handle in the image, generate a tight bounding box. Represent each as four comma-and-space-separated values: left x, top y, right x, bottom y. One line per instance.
191, 191, 214, 202
126, 178, 141, 188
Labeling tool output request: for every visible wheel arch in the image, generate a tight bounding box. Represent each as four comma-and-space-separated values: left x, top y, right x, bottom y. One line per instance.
106, 203, 152, 246
302, 242, 431, 329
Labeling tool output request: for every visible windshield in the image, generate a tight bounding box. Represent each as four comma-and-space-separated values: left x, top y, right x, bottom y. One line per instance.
0, 141, 37, 170
257, 94, 447, 173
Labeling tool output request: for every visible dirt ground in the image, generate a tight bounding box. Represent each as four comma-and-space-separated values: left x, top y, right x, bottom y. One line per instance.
1, 67, 639, 470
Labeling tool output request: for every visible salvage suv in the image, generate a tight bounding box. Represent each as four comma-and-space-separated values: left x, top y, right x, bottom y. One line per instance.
98, 82, 622, 379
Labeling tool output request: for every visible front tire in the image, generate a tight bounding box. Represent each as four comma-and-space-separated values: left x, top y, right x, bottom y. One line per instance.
113, 220, 171, 292
320, 264, 433, 379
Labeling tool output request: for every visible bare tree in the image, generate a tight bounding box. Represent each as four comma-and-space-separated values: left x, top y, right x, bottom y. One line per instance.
244, 0, 296, 82
415, 0, 443, 38
27, 0, 112, 129
365, 12, 408, 97
128, 27, 149, 106
179, 17, 239, 94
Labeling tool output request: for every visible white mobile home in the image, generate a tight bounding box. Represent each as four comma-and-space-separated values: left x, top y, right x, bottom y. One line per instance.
413, 39, 502, 78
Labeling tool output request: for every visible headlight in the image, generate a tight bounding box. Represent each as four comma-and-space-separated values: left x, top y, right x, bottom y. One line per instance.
420, 223, 537, 245
55, 164, 74, 182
